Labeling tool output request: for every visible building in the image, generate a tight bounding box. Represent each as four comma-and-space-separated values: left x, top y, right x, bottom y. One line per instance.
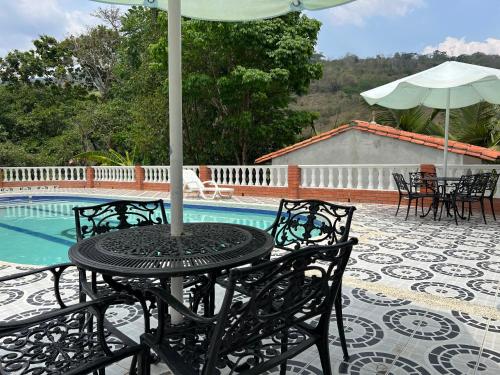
255, 120, 500, 165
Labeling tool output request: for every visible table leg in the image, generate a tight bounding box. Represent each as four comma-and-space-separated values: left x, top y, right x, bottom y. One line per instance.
420, 197, 436, 218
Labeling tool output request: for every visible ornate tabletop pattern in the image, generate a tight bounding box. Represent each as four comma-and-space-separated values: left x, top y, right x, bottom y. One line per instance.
69, 223, 274, 277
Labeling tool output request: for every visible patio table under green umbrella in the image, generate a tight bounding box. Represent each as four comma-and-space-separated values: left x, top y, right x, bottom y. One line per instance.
91, 0, 356, 322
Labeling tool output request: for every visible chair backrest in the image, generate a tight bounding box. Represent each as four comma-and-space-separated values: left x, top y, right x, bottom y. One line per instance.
268, 199, 356, 251
73, 199, 167, 241
183, 169, 204, 191
409, 171, 437, 192
470, 173, 491, 197
453, 175, 477, 196
205, 238, 357, 372
392, 172, 410, 194
485, 172, 499, 197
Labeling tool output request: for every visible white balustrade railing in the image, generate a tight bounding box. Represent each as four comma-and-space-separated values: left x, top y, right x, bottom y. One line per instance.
1, 167, 86, 182
300, 164, 420, 191
208, 165, 288, 187
436, 164, 499, 178
143, 166, 170, 183
2, 164, 497, 198
93, 166, 135, 182
436, 164, 499, 197
143, 165, 199, 183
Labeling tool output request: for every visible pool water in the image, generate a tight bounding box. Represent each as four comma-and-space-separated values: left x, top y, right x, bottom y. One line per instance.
0, 197, 276, 266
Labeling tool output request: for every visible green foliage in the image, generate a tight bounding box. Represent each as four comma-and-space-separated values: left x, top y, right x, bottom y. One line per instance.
451, 102, 500, 150
0, 141, 52, 166
142, 11, 323, 164
74, 148, 137, 166
374, 106, 443, 136
1, 7, 499, 167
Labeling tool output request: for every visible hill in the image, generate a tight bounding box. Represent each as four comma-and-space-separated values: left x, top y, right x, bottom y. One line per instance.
295, 52, 500, 137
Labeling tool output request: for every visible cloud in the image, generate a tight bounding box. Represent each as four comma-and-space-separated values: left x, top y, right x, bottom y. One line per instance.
327, 0, 425, 27
422, 37, 500, 56
0, 0, 99, 55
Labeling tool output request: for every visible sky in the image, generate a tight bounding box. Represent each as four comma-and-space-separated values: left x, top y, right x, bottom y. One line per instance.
0, 0, 499, 59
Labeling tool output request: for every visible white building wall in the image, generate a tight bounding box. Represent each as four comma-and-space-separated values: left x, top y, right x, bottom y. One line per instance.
270, 130, 483, 165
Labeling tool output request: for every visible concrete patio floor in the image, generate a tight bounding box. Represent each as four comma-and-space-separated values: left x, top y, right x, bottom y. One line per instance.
0, 193, 498, 374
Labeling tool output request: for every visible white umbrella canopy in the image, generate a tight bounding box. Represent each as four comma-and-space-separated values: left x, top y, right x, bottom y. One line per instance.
92, 0, 355, 21
361, 61, 500, 109
361, 61, 500, 174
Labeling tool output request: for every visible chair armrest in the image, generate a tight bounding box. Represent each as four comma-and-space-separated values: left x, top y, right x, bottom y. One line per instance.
0, 262, 74, 282
0, 294, 134, 335
0, 263, 76, 309
146, 287, 218, 325
201, 180, 219, 188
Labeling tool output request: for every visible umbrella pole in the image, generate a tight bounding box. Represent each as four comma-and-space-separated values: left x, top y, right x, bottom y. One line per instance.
443, 88, 451, 176
168, 0, 184, 325
169, 0, 183, 237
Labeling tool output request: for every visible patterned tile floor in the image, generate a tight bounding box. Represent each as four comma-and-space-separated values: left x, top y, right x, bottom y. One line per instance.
0, 193, 498, 374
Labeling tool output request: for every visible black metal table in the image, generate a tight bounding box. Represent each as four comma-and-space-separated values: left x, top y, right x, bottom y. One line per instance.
421, 176, 462, 219
69, 223, 274, 278
69, 222, 274, 324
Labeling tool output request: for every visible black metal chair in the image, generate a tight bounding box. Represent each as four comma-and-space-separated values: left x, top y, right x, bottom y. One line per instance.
482, 172, 498, 221
439, 174, 490, 225
142, 238, 357, 375
467, 173, 491, 224
263, 199, 355, 361
267, 199, 355, 249
74, 200, 168, 241
73, 200, 209, 330
409, 171, 438, 196
73, 200, 169, 332
0, 265, 145, 375
438, 174, 471, 224
393, 172, 436, 220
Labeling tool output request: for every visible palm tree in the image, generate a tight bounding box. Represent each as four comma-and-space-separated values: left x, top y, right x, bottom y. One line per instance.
73, 148, 138, 166
372, 105, 444, 136
451, 102, 500, 150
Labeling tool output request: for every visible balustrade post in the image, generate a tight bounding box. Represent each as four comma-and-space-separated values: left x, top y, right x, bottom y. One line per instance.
135, 164, 144, 190
347, 167, 353, 189
377, 167, 384, 190
420, 164, 436, 198
367, 167, 374, 190
420, 164, 436, 175
199, 165, 211, 182
287, 165, 300, 199
85, 167, 95, 188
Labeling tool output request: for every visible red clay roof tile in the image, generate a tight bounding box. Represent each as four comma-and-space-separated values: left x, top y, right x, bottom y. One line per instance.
255, 120, 500, 164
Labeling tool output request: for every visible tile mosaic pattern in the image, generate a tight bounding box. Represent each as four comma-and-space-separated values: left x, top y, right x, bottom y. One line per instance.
0, 202, 498, 374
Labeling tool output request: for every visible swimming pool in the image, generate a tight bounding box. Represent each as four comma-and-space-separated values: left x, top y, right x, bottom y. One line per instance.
0, 196, 276, 266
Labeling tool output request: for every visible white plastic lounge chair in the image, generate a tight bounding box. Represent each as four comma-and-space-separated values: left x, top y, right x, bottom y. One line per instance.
183, 169, 234, 199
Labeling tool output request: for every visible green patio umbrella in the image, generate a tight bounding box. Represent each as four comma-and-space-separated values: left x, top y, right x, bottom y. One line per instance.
92, 0, 355, 21
361, 61, 500, 175
91, 0, 355, 322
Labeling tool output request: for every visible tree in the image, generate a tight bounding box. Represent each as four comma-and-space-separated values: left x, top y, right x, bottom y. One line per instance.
0, 35, 83, 87
373, 106, 444, 136
142, 12, 323, 164
451, 102, 500, 150
69, 25, 121, 98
